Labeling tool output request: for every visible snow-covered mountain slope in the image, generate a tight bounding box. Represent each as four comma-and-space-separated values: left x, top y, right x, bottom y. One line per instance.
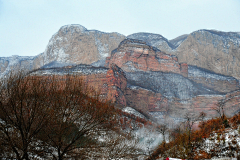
122, 107, 147, 120
188, 65, 240, 93
31, 64, 108, 76
40, 61, 74, 69
169, 34, 188, 48
125, 71, 220, 100
127, 32, 175, 53
0, 54, 43, 78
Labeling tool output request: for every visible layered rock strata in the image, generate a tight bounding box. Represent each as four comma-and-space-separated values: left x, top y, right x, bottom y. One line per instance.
106, 39, 188, 77
188, 66, 240, 93
128, 30, 240, 79
31, 64, 127, 106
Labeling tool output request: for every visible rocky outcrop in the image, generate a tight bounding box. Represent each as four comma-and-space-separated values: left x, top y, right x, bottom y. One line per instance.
31, 64, 127, 106
188, 66, 240, 93
125, 86, 168, 113
129, 30, 240, 80
174, 30, 240, 79
0, 24, 125, 78
106, 64, 127, 106
106, 39, 188, 77
125, 84, 227, 120
127, 32, 176, 53
30, 63, 240, 121
224, 90, 240, 116
43, 24, 125, 66
0, 54, 44, 78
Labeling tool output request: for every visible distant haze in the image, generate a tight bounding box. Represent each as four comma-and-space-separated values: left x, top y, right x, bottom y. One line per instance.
0, 0, 240, 57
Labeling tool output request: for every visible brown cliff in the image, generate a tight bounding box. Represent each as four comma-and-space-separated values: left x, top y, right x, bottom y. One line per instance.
106, 39, 188, 77
128, 31, 240, 80
31, 64, 127, 107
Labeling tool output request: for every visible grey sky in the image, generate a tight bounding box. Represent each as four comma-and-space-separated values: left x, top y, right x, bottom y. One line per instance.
0, 0, 240, 57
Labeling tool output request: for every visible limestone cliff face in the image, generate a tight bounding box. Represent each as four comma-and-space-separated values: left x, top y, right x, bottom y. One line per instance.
0, 24, 125, 78
174, 30, 240, 79
43, 24, 125, 66
106, 39, 188, 77
129, 30, 240, 79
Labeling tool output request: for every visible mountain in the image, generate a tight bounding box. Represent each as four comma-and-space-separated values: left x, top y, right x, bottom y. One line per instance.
29, 36, 240, 123
129, 30, 240, 80
1, 24, 240, 122
127, 32, 175, 52
105, 38, 188, 77
104, 39, 239, 121
0, 54, 44, 78
42, 24, 125, 66
0, 24, 125, 78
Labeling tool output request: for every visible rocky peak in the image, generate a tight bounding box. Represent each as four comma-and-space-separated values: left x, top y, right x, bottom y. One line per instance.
106, 38, 188, 77
58, 24, 88, 34
172, 30, 240, 79
191, 29, 240, 50
43, 24, 125, 66
127, 32, 175, 52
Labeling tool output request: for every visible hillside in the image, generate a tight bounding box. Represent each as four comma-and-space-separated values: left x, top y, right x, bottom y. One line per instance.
150, 113, 240, 159
1, 24, 240, 122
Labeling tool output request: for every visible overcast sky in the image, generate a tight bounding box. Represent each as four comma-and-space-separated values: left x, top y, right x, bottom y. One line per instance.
0, 0, 240, 57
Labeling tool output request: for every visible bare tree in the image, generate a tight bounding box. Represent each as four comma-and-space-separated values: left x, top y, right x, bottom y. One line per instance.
184, 112, 198, 159
156, 123, 168, 146
0, 73, 141, 159
0, 72, 54, 159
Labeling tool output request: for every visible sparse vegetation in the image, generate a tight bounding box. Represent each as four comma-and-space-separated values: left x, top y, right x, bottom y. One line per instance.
0, 72, 141, 159
150, 112, 240, 159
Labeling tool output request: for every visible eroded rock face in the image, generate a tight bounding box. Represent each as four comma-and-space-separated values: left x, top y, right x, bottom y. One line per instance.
0, 24, 125, 78
43, 24, 125, 66
188, 66, 240, 93
106, 64, 127, 106
0, 54, 44, 78
129, 30, 240, 80
127, 32, 176, 53
106, 39, 188, 77
31, 64, 127, 106
224, 90, 240, 116
125, 86, 168, 113
125, 84, 229, 120
174, 30, 240, 79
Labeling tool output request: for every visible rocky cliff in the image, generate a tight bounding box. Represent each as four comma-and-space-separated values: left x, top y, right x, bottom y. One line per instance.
2, 24, 240, 122
42, 24, 125, 66
106, 39, 188, 77
128, 30, 240, 79
0, 24, 125, 78
31, 64, 127, 107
